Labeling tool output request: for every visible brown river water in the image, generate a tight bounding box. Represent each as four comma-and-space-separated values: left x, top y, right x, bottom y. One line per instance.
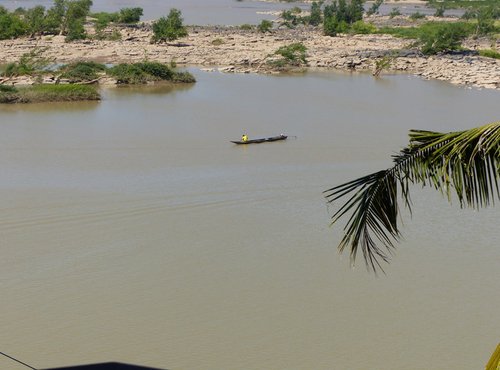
0, 70, 499, 370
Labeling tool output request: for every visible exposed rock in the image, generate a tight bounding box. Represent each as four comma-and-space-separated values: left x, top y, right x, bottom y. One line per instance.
0, 25, 498, 89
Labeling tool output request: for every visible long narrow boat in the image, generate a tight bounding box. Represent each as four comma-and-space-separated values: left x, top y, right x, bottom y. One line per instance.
231, 135, 287, 145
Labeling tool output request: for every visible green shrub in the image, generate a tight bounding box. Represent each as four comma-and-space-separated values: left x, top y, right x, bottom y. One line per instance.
239, 24, 254, 30
351, 20, 377, 34
24, 5, 46, 36
409, 11, 426, 20
91, 11, 119, 32
118, 7, 143, 23
61, 0, 93, 40
107, 63, 148, 84
257, 19, 273, 33
172, 71, 196, 83
59, 61, 107, 82
107, 62, 195, 84
479, 49, 500, 59
0, 8, 27, 39
323, 0, 364, 36
476, 7, 496, 35
268, 42, 308, 69
151, 8, 188, 43
309, 1, 322, 26
281, 9, 301, 28
65, 18, 86, 41
419, 22, 471, 54
136, 62, 174, 80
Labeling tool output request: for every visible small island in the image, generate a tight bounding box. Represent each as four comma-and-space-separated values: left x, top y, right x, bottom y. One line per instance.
0, 51, 196, 103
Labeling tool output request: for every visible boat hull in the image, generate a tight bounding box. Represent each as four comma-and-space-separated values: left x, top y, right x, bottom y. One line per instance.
231, 135, 287, 145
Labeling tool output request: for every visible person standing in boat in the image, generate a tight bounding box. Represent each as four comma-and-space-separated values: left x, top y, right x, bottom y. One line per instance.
241, 134, 248, 142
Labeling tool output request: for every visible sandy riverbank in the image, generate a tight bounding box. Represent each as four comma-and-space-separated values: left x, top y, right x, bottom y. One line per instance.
0, 22, 499, 89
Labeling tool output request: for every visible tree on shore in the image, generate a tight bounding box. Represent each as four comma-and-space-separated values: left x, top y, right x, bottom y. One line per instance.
62, 0, 92, 40
324, 122, 500, 272
151, 8, 187, 44
118, 7, 143, 24
24, 5, 46, 36
323, 0, 365, 36
0, 6, 27, 39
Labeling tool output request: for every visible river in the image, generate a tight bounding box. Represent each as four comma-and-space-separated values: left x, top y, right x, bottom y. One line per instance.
0, 70, 499, 370
0, 0, 308, 24
0, 0, 454, 24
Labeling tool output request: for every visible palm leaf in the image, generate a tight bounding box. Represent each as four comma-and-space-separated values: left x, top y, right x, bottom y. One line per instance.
325, 122, 500, 272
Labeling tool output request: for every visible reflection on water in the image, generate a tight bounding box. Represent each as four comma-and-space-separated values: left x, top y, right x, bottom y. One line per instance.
0, 70, 499, 370
0, 99, 100, 113
104, 82, 195, 97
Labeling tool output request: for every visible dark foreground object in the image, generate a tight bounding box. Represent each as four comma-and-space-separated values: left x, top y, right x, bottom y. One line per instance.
44, 363, 167, 370
231, 135, 287, 145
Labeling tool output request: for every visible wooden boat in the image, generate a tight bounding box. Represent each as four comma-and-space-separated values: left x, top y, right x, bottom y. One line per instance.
231, 135, 287, 145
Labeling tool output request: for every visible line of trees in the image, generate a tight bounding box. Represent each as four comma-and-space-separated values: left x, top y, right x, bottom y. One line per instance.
0, 2, 189, 44
277, 0, 499, 55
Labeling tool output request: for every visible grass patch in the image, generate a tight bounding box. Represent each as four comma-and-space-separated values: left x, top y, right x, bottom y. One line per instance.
350, 21, 377, 34
427, 0, 499, 10
0, 84, 100, 104
377, 21, 475, 39
0, 85, 17, 93
479, 49, 500, 58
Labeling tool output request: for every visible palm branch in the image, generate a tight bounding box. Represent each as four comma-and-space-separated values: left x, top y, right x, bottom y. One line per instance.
324, 122, 500, 272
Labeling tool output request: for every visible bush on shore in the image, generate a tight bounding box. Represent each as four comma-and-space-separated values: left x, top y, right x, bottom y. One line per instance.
107, 61, 195, 84
58, 61, 107, 82
267, 42, 308, 71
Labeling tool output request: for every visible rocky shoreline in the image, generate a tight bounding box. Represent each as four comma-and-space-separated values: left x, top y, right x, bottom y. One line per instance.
0, 23, 499, 90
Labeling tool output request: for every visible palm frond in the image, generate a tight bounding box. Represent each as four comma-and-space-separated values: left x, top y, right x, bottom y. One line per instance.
407, 122, 500, 208
325, 122, 500, 272
324, 169, 403, 273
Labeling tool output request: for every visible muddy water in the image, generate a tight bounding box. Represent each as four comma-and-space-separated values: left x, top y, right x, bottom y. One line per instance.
0, 71, 499, 370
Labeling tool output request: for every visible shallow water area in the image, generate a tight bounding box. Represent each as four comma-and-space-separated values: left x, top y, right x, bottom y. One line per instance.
0, 70, 499, 370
